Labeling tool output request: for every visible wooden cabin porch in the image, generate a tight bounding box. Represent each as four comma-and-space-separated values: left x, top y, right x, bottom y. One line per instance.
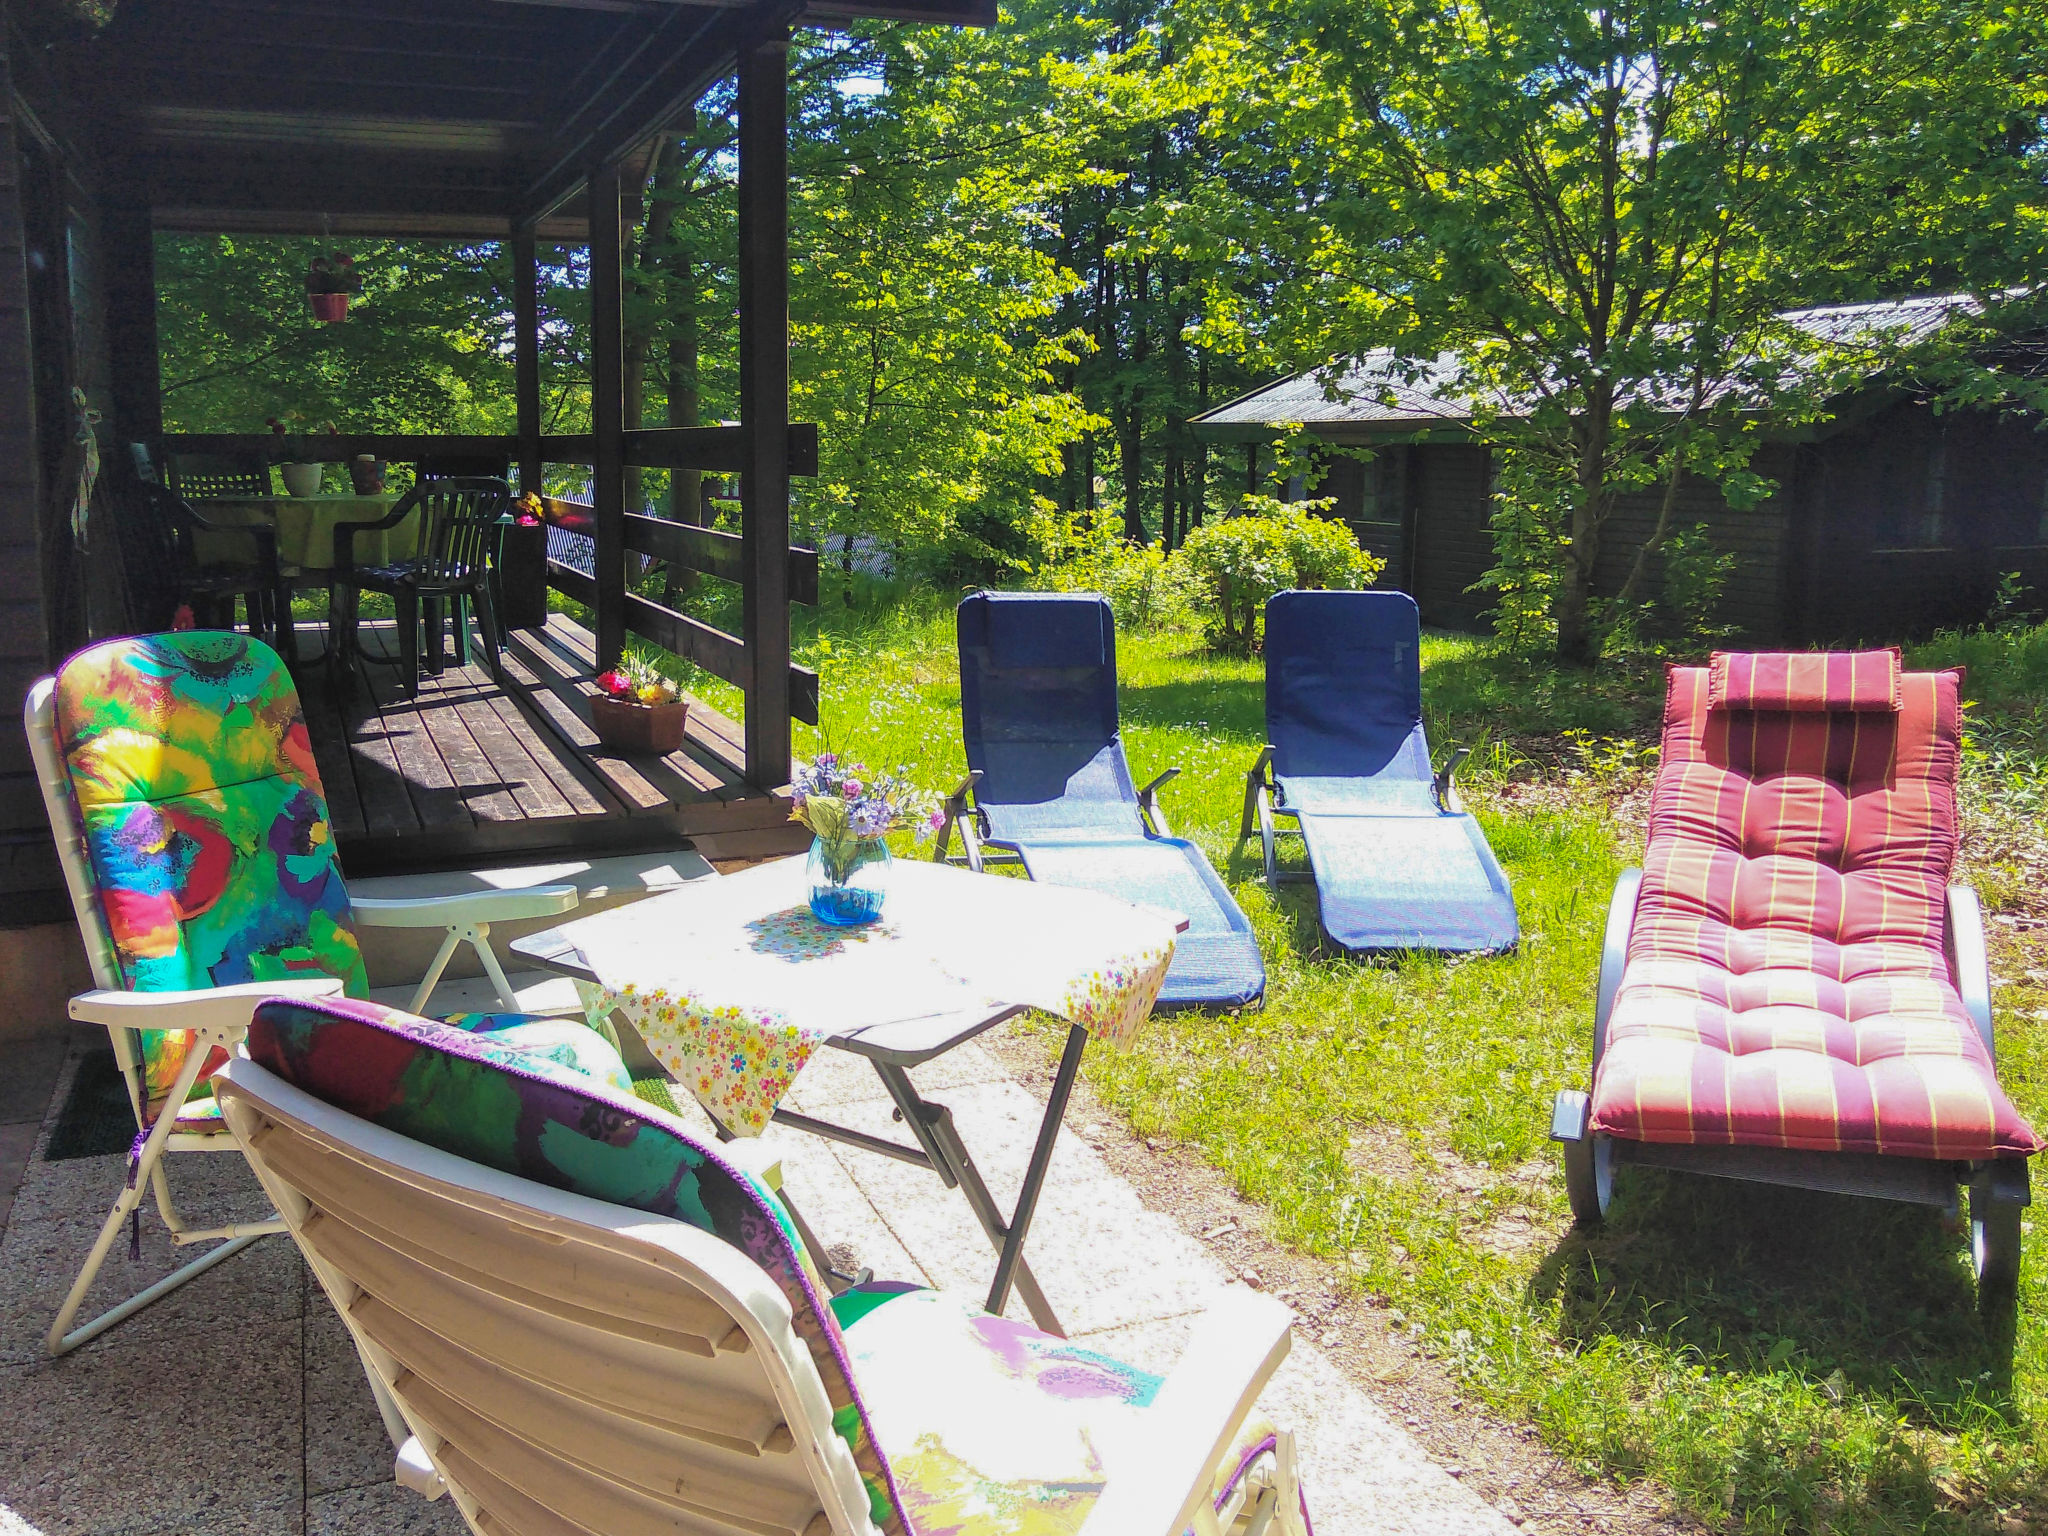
313, 612, 808, 878
0, 0, 986, 920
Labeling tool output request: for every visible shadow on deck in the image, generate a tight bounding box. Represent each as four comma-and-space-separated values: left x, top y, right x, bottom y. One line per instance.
303, 613, 807, 877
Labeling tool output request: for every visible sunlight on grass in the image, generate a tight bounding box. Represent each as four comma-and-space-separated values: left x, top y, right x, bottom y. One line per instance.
630, 581, 2048, 1532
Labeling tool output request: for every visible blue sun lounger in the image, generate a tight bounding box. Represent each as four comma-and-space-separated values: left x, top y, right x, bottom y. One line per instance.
938, 591, 1266, 1010
1240, 590, 1517, 954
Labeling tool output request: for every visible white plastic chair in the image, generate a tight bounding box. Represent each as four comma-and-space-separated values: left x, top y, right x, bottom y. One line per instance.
215, 1053, 1311, 1536
25, 652, 579, 1356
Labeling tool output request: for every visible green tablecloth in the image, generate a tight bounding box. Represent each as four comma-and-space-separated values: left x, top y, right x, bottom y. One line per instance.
192, 494, 419, 572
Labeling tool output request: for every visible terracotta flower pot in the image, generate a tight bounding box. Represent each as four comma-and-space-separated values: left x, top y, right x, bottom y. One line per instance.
590, 694, 688, 754
309, 291, 349, 322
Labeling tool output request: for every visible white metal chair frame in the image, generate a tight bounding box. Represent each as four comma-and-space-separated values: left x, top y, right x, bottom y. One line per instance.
216, 1055, 1308, 1536
25, 674, 580, 1356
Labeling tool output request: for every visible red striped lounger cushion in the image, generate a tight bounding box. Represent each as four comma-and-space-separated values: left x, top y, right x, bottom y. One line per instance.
1588, 658, 2041, 1161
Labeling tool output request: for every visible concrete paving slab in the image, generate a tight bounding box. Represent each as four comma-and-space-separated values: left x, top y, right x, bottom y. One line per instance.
305, 1308, 399, 1498
0, 1038, 69, 1127
307, 1483, 465, 1536
817, 1085, 1224, 1334
0, 1316, 303, 1535
1085, 1311, 1521, 1536
0, 1178, 305, 1368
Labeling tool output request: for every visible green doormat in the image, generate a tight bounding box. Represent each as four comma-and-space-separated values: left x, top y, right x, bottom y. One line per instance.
43, 1050, 136, 1161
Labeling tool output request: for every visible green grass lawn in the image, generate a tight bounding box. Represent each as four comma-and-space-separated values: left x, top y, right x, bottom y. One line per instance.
643, 587, 2048, 1534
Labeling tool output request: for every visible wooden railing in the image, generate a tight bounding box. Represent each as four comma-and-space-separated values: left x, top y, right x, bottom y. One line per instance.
158, 427, 824, 728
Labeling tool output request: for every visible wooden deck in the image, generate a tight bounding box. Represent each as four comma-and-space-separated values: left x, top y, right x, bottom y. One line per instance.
304, 613, 809, 877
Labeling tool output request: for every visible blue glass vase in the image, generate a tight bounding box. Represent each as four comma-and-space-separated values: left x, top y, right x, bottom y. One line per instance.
807, 835, 891, 926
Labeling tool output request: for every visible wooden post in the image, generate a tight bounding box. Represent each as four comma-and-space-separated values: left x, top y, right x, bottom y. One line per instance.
512, 226, 542, 498
738, 36, 792, 787
588, 163, 627, 671
102, 201, 162, 448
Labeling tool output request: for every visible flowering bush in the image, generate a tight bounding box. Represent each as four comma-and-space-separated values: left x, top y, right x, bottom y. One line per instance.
790, 753, 942, 870
595, 656, 680, 707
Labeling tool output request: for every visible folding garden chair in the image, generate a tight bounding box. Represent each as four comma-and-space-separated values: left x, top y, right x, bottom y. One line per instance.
1238, 590, 1517, 953
218, 993, 1312, 1536
24, 629, 602, 1355
939, 591, 1266, 1010
1550, 649, 2042, 1308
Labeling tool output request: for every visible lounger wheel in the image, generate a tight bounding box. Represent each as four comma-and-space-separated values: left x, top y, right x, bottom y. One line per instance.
1561, 1136, 1604, 1228
1551, 1089, 1609, 1227
1971, 1184, 2022, 1309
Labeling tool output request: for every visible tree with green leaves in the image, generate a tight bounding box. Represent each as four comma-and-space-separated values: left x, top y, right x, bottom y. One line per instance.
1186, 0, 2048, 662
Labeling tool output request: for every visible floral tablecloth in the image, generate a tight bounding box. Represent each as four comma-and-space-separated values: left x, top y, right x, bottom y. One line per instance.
566, 858, 1178, 1136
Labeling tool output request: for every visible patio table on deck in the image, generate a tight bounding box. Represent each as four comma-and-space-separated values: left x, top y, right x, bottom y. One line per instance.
190, 492, 420, 572
510, 856, 1184, 1338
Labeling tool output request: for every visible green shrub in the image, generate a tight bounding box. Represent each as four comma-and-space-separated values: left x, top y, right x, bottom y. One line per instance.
1026, 510, 1195, 631
1658, 523, 1737, 646
1175, 498, 1384, 653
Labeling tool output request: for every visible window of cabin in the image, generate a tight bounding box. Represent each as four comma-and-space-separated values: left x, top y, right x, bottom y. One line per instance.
1861, 416, 1952, 551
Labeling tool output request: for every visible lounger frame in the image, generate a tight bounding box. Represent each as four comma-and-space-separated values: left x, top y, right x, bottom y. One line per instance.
1551, 868, 2030, 1307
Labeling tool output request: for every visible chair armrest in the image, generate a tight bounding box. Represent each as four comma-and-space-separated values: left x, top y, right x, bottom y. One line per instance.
1137, 767, 1181, 838
1593, 868, 1642, 1069
183, 507, 281, 567
934, 771, 985, 869
350, 885, 579, 928
1433, 744, 1472, 812
1079, 1288, 1293, 1536
332, 489, 424, 571
1238, 746, 1274, 842
70, 977, 347, 1035
1947, 884, 1996, 1061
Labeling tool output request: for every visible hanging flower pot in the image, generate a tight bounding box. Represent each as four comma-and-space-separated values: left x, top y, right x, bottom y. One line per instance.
306, 252, 363, 323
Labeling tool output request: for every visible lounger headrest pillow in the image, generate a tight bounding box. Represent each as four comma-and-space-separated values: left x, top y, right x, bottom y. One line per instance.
1707, 649, 1902, 713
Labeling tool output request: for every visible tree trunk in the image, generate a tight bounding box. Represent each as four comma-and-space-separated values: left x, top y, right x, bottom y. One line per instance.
1121, 261, 1149, 542
1555, 387, 1615, 667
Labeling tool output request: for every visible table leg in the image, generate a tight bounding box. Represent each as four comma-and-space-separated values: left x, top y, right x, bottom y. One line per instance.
874, 1061, 1066, 1337
987, 1023, 1088, 1320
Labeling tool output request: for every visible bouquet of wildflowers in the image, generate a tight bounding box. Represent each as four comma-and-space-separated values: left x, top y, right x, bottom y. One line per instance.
595, 656, 680, 707
791, 752, 942, 880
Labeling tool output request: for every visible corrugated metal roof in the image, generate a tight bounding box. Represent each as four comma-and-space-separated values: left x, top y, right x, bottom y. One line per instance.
1193, 293, 1986, 430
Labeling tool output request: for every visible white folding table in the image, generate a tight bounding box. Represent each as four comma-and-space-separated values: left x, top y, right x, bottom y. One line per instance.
510, 860, 1185, 1337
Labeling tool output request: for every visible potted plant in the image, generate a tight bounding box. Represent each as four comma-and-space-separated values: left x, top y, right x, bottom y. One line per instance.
267, 416, 338, 497
494, 492, 550, 631
348, 453, 386, 494
591, 657, 687, 754
790, 754, 942, 926
306, 252, 362, 322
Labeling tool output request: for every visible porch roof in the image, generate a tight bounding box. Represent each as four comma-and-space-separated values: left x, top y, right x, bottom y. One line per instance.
43, 0, 993, 239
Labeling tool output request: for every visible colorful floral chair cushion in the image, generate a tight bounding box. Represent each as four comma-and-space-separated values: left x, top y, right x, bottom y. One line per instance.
241, 994, 909, 1534
834, 1284, 1289, 1534
1590, 652, 2042, 1160
54, 632, 368, 1122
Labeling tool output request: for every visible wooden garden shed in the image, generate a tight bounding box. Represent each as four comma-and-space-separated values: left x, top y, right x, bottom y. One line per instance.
1193, 296, 2048, 642
0, 0, 988, 942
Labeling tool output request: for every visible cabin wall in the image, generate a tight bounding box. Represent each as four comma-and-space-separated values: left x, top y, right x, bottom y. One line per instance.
1406, 444, 1494, 630
0, 28, 52, 924
1589, 443, 1799, 643
1307, 409, 2048, 645
1794, 402, 2048, 642
0, 16, 111, 926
